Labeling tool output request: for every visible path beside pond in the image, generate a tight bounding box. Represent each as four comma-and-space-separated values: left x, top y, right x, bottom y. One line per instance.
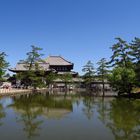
0, 88, 117, 97
0, 88, 48, 96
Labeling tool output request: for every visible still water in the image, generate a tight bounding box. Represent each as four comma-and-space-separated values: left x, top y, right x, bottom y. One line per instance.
0, 93, 140, 140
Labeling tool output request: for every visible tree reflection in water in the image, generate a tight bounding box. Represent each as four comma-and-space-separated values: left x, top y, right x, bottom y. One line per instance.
6, 93, 140, 140
8, 94, 73, 139
82, 97, 95, 120
9, 95, 43, 139
0, 103, 5, 126
97, 98, 140, 140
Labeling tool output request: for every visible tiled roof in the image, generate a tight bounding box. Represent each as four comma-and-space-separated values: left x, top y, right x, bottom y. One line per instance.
45, 56, 73, 66
9, 62, 50, 71
9, 56, 75, 72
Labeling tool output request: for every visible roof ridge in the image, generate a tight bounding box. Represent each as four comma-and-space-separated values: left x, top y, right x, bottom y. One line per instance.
45, 55, 73, 66
18, 62, 50, 64
47, 55, 72, 64
59, 56, 72, 64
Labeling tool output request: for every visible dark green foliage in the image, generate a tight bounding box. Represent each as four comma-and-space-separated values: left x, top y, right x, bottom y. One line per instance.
16, 46, 45, 89
24, 45, 44, 70
109, 67, 136, 95
130, 37, 140, 62
97, 58, 109, 96
130, 37, 140, 87
82, 60, 95, 88
45, 72, 57, 87
16, 71, 45, 89
97, 58, 108, 77
59, 73, 73, 90
0, 52, 9, 81
109, 38, 132, 68
134, 62, 140, 87
108, 38, 136, 95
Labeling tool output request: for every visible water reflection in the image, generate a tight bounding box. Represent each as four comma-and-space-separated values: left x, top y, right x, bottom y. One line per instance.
9, 95, 43, 138
97, 98, 140, 140
0, 103, 5, 126
8, 94, 73, 138
82, 97, 95, 120
0, 93, 140, 140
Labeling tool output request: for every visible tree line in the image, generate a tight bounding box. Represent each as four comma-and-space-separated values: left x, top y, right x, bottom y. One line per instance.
82, 37, 140, 96
0, 37, 140, 96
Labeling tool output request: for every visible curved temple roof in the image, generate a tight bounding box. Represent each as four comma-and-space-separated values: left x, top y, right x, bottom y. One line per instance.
9, 56, 75, 73
9, 62, 50, 72
45, 56, 73, 66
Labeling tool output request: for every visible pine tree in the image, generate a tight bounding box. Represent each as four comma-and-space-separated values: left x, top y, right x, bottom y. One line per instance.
24, 45, 44, 70
130, 37, 140, 87
82, 60, 95, 89
17, 46, 44, 89
109, 37, 132, 68
0, 52, 9, 81
109, 38, 135, 95
130, 37, 140, 62
97, 58, 108, 97
59, 73, 72, 91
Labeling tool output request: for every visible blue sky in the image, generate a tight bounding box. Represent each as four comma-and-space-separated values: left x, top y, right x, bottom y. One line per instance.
0, 0, 140, 74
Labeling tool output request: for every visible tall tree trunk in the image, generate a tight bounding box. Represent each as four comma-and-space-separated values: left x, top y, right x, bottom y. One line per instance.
102, 80, 105, 97
65, 82, 67, 92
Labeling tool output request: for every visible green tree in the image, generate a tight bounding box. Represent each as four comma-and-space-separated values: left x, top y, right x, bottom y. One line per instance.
82, 60, 95, 89
16, 46, 45, 89
109, 67, 136, 95
45, 72, 57, 89
59, 73, 73, 91
24, 45, 44, 70
109, 38, 132, 68
97, 58, 109, 97
109, 38, 135, 95
0, 52, 9, 81
130, 37, 140, 87
130, 37, 140, 62
134, 62, 140, 87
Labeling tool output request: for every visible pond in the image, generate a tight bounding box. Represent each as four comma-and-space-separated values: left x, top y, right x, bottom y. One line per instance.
0, 93, 140, 140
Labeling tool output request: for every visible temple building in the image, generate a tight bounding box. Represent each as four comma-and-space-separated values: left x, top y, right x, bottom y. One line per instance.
9, 56, 78, 77
9, 56, 80, 88
45, 56, 78, 76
